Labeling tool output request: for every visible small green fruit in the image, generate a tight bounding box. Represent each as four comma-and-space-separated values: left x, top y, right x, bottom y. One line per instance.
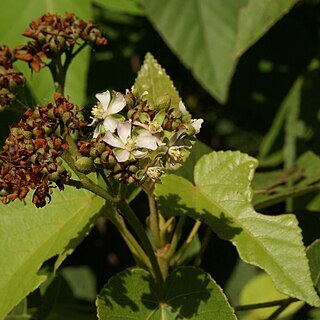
75, 157, 94, 174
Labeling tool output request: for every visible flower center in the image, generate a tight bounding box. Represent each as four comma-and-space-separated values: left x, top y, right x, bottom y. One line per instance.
91, 102, 105, 120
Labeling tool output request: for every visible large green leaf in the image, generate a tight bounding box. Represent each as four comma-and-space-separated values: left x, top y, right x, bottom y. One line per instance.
234, 0, 299, 58
307, 239, 320, 293
133, 52, 181, 109
96, 266, 237, 319
155, 151, 320, 306
141, 0, 298, 103
0, 186, 104, 319
0, 0, 92, 105
93, 0, 143, 16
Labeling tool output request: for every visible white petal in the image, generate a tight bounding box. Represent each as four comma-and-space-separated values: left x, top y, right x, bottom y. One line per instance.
93, 126, 101, 139
136, 132, 158, 150
133, 120, 149, 130
113, 149, 131, 162
88, 118, 99, 127
117, 121, 131, 143
108, 93, 126, 115
96, 91, 111, 110
103, 117, 118, 133
179, 101, 187, 115
191, 119, 204, 134
133, 150, 148, 158
103, 131, 125, 148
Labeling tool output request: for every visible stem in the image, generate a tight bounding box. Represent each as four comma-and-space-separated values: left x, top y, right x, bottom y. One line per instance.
146, 189, 161, 248
117, 200, 164, 291
193, 226, 212, 267
172, 220, 202, 266
266, 303, 291, 320
165, 216, 186, 261
104, 206, 151, 270
62, 150, 114, 205
234, 297, 298, 311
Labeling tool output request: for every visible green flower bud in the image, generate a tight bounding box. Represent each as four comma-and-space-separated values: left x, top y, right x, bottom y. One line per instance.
48, 171, 60, 181
125, 95, 135, 107
90, 148, 99, 158
94, 157, 102, 165
101, 151, 110, 162
10, 127, 20, 137
113, 173, 122, 181
48, 108, 56, 120
128, 176, 135, 184
62, 111, 72, 124
95, 142, 106, 154
75, 157, 94, 174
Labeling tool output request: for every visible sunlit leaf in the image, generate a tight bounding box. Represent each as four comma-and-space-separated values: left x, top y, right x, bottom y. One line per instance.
96, 266, 236, 319
0, 186, 104, 319
155, 151, 320, 306
134, 52, 181, 109
239, 273, 303, 319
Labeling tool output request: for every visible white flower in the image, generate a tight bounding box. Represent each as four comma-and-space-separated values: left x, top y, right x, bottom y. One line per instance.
146, 166, 164, 181
88, 90, 126, 138
103, 121, 160, 162
179, 101, 203, 134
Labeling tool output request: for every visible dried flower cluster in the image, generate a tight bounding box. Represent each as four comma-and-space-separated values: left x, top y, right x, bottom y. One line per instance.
0, 94, 86, 207
0, 45, 24, 110
77, 89, 203, 183
14, 12, 108, 72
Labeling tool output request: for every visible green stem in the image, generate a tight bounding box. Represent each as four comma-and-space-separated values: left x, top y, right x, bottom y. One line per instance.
117, 200, 164, 291
266, 302, 292, 320
146, 189, 161, 248
104, 206, 151, 270
62, 150, 114, 205
172, 220, 202, 266
234, 297, 297, 312
193, 226, 211, 267
165, 216, 186, 261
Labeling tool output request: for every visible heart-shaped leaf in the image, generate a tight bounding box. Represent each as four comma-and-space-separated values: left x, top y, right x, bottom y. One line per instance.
155, 151, 320, 307
96, 266, 237, 319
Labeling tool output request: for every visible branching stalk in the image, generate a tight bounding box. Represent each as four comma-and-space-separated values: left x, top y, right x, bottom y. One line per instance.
234, 297, 298, 312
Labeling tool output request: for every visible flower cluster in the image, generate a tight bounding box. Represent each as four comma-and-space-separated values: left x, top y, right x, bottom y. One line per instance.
0, 94, 85, 207
0, 45, 24, 110
78, 89, 203, 183
14, 12, 108, 72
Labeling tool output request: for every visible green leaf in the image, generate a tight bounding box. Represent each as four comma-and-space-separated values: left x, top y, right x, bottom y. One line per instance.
60, 266, 97, 302
0, 186, 104, 319
141, 0, 298, 103
133, 52, 181, 109
93, 0, 143, 16
155, 151, 320, 307
0, 0, 92, 105
307, 239, 320, 292
175, 140, 212, 183
239, 273, 303, 320
96, 266, 237, 319
234, 0, 299, 58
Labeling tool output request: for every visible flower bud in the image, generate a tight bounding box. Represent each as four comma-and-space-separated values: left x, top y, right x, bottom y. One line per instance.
75, 156, 94, 174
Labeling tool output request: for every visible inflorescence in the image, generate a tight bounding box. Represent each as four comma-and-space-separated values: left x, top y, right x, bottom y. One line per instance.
77, 89, 203, 184
0, 93, 86, 207
14, 12, 108, 72
0, 45, 24, 110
